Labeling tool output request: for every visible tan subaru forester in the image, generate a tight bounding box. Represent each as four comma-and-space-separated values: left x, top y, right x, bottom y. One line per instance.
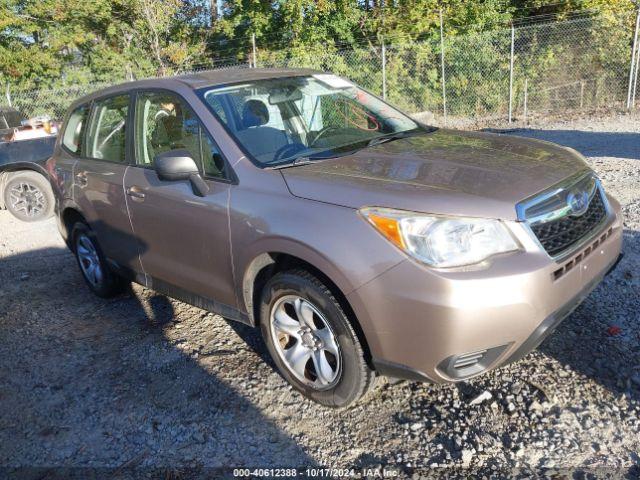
47, 68, 623, 407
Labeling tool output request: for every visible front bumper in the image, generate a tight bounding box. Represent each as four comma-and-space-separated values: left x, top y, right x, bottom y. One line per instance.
502, 251, 623, 367
347, 205, 623, 384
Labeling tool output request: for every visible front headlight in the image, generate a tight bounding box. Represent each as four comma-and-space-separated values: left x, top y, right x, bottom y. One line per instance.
360, 207, 520, 268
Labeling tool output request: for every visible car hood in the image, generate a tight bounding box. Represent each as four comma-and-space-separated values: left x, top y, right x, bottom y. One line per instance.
280, 129, 590, 220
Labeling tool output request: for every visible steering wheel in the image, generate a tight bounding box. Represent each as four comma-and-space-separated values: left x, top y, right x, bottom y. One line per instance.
272, 142, 306, 163
308, 126, 342, 148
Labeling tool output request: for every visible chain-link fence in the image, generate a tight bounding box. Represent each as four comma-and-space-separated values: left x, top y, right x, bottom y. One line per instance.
2, 83, 112, 122
260, 11, 637, 125
1, 11, 637, 125
0, 61, 251, 121
511, 14, 635, 120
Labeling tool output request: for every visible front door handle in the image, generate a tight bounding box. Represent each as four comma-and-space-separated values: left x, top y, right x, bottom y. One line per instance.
126, 186, 146, 200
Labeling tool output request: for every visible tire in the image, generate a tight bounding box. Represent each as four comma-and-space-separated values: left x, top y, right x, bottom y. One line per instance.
71, 222, 127, 298
260, 269, 376, 408
3, 171, 54, 222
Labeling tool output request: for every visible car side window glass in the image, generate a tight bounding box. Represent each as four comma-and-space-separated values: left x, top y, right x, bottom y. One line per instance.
135, 91, 227, 180
135, 91, 202, 167
205, 95, 227, 124
200, 130, 226, 179
62, 104, 89, 155
88, 95, 129, 163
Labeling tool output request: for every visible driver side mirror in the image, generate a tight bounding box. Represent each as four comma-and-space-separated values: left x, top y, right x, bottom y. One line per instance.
154, 149, 209, 197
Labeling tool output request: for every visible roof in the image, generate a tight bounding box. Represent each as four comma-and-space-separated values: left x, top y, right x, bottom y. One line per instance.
173, 67, 323, 88
70, 67, 324, 108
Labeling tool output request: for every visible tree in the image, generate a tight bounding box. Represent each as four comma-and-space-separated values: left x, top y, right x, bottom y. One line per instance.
211, 0, 218, 25
0, 0, 633, 92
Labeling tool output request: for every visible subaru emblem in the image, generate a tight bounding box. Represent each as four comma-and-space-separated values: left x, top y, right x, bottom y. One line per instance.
567, 190, 590, 216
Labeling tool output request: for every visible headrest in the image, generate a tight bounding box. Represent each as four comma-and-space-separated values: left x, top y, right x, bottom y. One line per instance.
242, 99, 269, 128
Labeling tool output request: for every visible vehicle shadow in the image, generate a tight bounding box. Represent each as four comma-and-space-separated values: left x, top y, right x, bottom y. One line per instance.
500, 129, 640, 160
0, 245, 317, 472
225, 321, 275, 369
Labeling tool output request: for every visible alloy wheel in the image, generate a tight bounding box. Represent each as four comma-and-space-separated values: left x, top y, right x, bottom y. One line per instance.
269, 295, 342, 390
8, 182, 46, 218
76, 234, 103, 287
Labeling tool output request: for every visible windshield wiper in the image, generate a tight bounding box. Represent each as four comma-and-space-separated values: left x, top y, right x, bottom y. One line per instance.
268, 129, 427, 169
268, 151, 348, 169
366, 130, 418, 148
314, 129, 420, 159
267, 156, 316, 170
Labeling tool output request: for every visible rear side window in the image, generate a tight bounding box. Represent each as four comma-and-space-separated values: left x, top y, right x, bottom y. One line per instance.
62, 105, 89, 154
87, 95, 129, 163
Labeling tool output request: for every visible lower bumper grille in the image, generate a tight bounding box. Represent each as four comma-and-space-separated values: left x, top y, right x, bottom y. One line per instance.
438, 344, 510, 380
453, 350, 487, 369
531, 191, 606, 257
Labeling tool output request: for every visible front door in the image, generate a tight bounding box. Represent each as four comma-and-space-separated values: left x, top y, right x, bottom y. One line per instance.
124, 90, 237, 310
74, 93, 142, 276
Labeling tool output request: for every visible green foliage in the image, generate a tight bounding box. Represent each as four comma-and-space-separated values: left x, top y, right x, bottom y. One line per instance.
0, 0, 209, 90
0, 0, 635, 119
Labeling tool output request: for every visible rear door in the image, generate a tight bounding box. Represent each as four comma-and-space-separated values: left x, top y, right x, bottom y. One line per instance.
73, 93, 142, 277
123, 89, 237, 310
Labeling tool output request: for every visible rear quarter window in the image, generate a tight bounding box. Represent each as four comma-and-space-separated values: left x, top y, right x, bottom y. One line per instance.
62, 105, 89, 155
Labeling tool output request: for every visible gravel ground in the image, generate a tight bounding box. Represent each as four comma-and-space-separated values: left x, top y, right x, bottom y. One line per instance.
0, 115, 639, 476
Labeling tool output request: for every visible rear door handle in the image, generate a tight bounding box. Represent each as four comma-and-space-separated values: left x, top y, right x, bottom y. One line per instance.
126, 186, 146, 200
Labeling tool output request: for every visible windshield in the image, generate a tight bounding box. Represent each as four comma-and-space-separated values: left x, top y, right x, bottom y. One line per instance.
199, 75, 421, 167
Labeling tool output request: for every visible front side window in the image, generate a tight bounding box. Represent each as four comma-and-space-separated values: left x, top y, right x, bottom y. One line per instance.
199, 74, 421, 167
135, 91, 226, 179
88, 95, 129, 163
62, 104, 89, 154
205, 95, 227, 124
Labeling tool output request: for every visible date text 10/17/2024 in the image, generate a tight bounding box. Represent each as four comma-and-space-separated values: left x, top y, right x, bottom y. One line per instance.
233, 467, 401, 478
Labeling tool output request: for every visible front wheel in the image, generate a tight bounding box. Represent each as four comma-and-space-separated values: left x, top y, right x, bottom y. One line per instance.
260, 269, 376, 408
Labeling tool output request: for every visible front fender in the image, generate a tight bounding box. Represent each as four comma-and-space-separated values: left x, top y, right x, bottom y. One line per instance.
239, 236, 360, 322
228, 170, 406, 327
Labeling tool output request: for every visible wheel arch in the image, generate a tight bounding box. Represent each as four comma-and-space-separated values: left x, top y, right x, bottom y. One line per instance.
242, 251, 374, 368
60, 205, 87, 248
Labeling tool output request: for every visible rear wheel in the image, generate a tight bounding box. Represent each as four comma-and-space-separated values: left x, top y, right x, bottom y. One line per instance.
71, 222, 126, 298
3, 171, 54, 222
260, 269, 375, 408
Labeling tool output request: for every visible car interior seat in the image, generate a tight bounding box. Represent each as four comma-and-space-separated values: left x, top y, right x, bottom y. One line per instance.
235, 99, 288, 162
